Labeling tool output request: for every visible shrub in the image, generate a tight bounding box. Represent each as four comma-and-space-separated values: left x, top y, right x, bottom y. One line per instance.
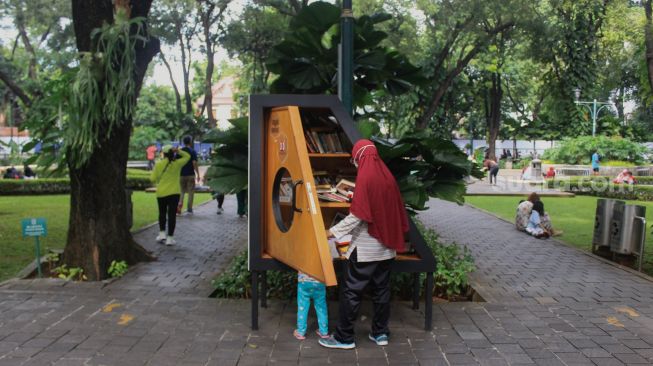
212, 221, 476, 301
543, 136, 648, 164
0, 174, 152, 195
547, 177, 653, 200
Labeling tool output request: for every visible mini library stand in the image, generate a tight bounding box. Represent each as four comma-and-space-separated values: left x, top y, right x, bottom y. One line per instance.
248, 95, 436, 331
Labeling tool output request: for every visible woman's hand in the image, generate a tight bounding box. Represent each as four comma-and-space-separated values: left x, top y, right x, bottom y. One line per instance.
326, 230, 334, 238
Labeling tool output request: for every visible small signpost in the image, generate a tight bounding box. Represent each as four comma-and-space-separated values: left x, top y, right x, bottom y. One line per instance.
21, 218, 47, 277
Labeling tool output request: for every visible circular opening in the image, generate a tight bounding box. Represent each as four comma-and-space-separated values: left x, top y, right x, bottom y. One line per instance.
272, 167, 294, 232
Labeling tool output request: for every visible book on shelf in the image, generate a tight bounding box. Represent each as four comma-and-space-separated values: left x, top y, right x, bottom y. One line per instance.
335, 179, 355, 199
303, 129, 350, 154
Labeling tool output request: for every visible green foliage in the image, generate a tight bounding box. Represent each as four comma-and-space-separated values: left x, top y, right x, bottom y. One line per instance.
129, 126, 169, 160
213, 222, 476, 301
203, 117, 248, 194
66, 9, 146, 168
107, 260, 128, 278
542, 136, 649, 164
546, 177, 653, 201
0, 174, 151, 195
266, 1, 424, 113
52, 264, 87, 281
374, 132, 484, 209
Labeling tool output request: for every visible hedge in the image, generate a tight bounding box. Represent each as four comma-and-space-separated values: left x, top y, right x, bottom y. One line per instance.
0, 175, 152, 195
546, 177, 653, 201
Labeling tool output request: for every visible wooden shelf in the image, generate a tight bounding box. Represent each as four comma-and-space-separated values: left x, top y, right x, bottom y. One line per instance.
318, 201, 351, 208
308, 153, 351, 158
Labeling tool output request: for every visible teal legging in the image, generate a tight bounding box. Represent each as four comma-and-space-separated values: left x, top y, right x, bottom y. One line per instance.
297, 281, 328, 335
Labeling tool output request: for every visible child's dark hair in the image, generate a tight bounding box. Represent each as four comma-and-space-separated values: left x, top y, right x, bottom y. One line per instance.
183, 135, 192, 145
532, 201, 544, 215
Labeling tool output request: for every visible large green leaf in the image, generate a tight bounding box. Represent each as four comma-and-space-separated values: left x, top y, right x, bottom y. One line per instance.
290, 1, 340, 34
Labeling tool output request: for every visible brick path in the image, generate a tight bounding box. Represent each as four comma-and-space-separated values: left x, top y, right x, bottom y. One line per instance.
3, 197, 653, 365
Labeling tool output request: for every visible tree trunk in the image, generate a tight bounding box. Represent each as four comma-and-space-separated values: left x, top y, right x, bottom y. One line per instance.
65, 0, 159, 281
487, 72, 502, 161
160, 52, 182, 114
200, 3, 217, 128
644, 1, 653, 95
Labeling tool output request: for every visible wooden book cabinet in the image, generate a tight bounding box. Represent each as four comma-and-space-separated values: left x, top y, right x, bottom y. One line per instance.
248, 95, 436, 330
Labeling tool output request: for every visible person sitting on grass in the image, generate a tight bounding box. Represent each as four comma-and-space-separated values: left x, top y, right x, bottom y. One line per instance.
613, 169, 636, 185
525, 201, 550, 239
515, 193, 561, 236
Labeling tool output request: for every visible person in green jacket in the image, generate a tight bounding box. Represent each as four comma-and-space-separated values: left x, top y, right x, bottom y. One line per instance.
150, 145, 190, 245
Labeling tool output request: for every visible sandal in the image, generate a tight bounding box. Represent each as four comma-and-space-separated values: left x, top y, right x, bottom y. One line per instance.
293, 329, 306, 340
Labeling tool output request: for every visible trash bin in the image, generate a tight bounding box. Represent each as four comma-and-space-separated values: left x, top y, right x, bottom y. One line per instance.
125, 188, 133, 230
592, 199, 624, 249
531, 159, 543, 181
610, 204, 646, 255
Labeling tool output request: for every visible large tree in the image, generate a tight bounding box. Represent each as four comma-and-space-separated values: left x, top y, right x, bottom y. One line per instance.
197, 0, 231, 127
63, 0, 160, 280
150, 0, 199, 115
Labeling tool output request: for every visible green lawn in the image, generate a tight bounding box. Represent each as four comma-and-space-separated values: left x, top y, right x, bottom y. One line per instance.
0, 192, 211, 282
465, 195, 653, 275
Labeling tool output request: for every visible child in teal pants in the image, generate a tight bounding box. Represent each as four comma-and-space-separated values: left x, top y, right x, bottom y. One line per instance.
294, 272, 329, 340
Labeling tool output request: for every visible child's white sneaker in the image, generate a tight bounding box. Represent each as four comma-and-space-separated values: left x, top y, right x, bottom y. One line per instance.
156, 231, 166, 243
165, 236, 176, 246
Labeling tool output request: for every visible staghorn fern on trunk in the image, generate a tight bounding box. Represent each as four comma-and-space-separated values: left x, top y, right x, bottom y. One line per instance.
66, 8, 146, 168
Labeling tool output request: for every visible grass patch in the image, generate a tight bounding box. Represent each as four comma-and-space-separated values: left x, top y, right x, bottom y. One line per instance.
0, 192, 211, 282
465, 195, 653, 275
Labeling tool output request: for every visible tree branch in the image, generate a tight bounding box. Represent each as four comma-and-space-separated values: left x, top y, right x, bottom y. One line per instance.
417, 21, 515, 129
0, 68, 31, 106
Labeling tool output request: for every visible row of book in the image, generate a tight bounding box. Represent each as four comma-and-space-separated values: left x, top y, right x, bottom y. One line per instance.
304, 130, 351, 154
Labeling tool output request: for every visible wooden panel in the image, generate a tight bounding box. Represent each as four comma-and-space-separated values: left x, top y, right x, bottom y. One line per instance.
264, 107, 337, 286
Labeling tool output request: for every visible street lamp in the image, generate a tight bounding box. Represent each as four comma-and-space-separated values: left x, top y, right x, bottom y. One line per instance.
573, 88, 615, 137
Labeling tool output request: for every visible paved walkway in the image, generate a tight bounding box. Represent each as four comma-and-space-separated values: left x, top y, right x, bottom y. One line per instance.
3, 198, 653, 365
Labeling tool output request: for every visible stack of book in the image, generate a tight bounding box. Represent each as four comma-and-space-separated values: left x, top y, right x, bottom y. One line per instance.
304, 129, 351, 154
314, 177, 356, 203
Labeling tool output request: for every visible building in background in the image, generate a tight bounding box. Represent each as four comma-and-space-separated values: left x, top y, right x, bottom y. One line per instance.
196, 76, 238, 130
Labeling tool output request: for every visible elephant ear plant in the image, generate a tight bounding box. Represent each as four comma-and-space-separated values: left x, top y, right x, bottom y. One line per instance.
374, 131, 484, 210
203, 117, 248, 194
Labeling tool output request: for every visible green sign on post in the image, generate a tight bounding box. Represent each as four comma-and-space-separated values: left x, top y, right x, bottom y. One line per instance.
21, 218, 47, 277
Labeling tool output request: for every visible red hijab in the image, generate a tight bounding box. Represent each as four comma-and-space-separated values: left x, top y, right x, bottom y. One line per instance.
349, 139, 409, 251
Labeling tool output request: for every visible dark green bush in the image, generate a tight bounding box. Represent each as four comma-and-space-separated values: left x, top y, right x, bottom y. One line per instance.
0, 175, 152, 195
542, 136, 648, 164
212, 220, 476, 301
546, 177, 653, 200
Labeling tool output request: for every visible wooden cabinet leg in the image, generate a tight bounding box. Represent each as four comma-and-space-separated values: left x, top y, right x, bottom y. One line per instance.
425, 272, 433, 331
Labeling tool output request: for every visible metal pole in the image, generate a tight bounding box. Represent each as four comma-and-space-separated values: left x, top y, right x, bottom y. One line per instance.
251, 270, 259, 330
635, 216, 646, 272
35, 237, 42, 278
340, 0, 354, 116
592, 99, 597, 137
425, 272, 433, 331
412, 273, 420, 310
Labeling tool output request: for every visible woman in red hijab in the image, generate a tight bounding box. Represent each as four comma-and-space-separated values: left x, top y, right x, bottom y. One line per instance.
319, 139, 409, 350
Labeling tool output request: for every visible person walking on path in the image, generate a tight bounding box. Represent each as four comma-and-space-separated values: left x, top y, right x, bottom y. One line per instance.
150, 145, 190, 245
146, 144, 157, 170
592, 151, 601, 176
178, 136, 200, 215
319, 139, 409, 350
483, 156, 500, 185
236, 190, 247, 218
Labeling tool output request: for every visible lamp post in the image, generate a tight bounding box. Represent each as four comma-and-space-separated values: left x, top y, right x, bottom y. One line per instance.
339, 0, 353, 116
574, 88, 615, 137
